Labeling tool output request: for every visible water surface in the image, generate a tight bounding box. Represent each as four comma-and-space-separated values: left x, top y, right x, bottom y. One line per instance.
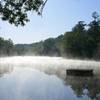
0, 56, 100, 100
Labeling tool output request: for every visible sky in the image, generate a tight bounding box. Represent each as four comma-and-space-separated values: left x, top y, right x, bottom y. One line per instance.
0, 0, 100, 44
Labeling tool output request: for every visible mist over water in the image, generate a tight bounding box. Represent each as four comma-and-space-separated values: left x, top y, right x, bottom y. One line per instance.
0, 56, 100, 100
0, 56, 100, 77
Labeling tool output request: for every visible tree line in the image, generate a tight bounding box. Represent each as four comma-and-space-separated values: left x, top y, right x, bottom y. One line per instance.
63, 12, 100, 59
0, 12, 100, 60
0, 37, 14, 56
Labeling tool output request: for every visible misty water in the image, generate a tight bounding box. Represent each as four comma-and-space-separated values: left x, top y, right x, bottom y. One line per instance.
0, 56, 100, 100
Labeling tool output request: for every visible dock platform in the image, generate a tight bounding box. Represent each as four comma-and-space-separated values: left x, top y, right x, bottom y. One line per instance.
66, 69, 93, 76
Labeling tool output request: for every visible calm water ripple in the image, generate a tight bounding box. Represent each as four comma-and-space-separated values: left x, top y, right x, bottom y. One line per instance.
0, 56, 100, 100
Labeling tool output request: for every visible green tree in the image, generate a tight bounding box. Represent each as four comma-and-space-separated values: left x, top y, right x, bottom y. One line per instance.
62, 12, 100, 59
0, 0, 47, 26
63, 21, 86, 57
42, 38, 59, 56
88, 12, 100, 43
0, 37, 14, 56
87, 12, 100, 58
55, 35, 64, 56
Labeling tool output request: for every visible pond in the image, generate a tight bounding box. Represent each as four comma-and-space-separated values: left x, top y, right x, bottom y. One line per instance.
0, 56, 100, 100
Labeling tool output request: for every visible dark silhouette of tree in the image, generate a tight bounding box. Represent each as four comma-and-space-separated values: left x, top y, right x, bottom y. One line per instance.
0, 37, 14, 56
43, 38, 58, 56
62, 12, 100, 59
65, 76, 100, 100
0, 12, 100, 59
63, 21, 87, 57
0, 0, 48, 26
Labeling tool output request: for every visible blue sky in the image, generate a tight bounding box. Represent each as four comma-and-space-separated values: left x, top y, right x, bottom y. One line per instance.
0, 0, 100, 44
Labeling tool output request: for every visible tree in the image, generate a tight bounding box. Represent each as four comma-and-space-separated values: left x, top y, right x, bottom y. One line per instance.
42, 38, 60, 56
0, 0, 48, 26
88, 12, 100, 43
63, 21, 87, 57
62, 12, 100, 59
87, 12, 100, 58
92, 11, 99, 21
0, 37, 14, 56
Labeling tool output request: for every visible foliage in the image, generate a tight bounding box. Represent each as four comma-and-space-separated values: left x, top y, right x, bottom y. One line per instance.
63, 12, 100, 59
0, 0, 47, 26
0, 12, 100, 60
0, 37, 14, 56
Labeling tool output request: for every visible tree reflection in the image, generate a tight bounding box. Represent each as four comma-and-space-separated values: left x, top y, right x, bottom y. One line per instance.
65, 76, 100, 100
0, 65, 13, 77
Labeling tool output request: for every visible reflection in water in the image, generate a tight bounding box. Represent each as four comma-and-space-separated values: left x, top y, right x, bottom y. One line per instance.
0, 67, 71, 100
65, 76, 100, 100
0, 56, 100, 100
42, 65, 100, 100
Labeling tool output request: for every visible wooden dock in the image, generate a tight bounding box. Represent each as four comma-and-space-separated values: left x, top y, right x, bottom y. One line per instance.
66, 69, 93, 76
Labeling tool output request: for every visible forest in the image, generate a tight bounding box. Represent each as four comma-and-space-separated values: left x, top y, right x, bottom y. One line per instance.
0, 12, 100, 60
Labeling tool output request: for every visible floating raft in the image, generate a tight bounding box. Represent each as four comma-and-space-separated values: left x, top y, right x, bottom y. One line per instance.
66, 69, 93, 76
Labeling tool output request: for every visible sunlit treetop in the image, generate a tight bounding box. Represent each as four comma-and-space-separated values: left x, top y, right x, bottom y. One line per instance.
0, 0, 48, 26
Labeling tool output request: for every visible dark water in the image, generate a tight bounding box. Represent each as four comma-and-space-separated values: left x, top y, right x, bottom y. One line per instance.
0, 56, 100, 100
